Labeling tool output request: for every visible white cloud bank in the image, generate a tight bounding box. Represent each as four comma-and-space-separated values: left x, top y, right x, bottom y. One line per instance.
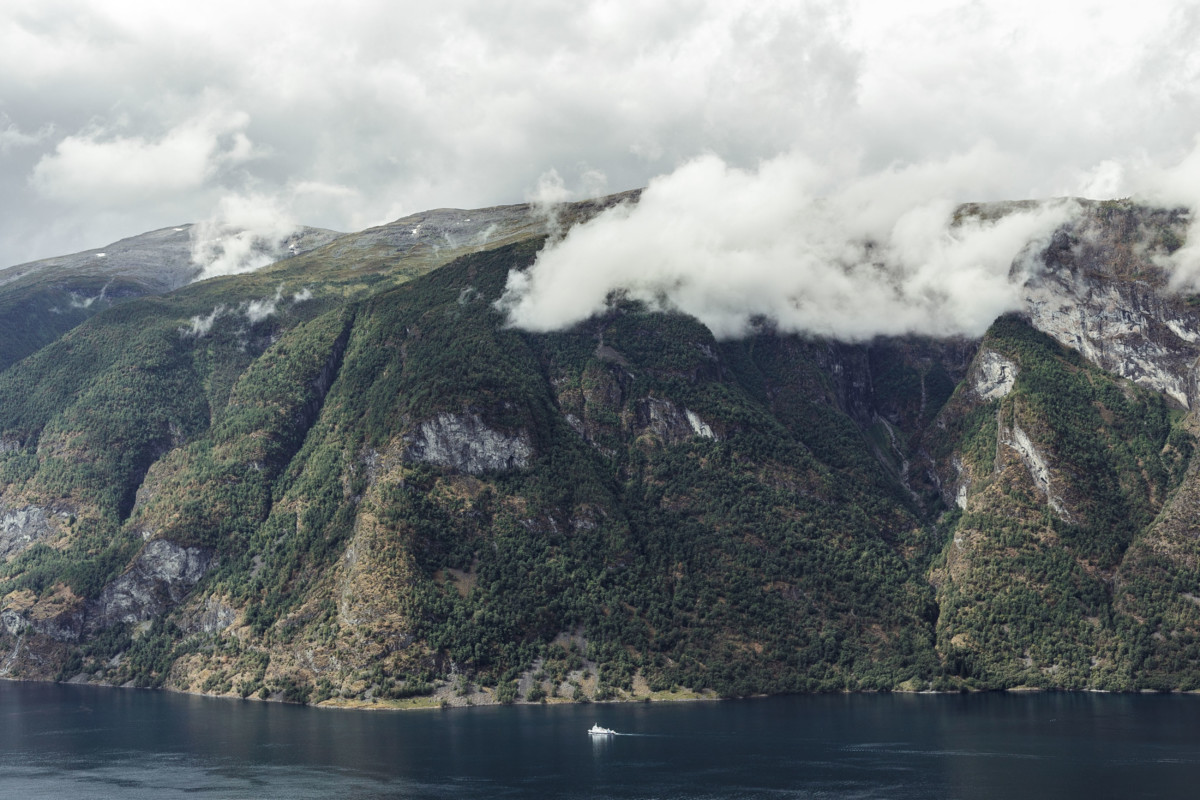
189, 192, 298, 280
2, 0, 1200, 289
498, 150, 1079, 340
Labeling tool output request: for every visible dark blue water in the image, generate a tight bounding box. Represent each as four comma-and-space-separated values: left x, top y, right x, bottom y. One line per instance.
3, 682, 1200, 799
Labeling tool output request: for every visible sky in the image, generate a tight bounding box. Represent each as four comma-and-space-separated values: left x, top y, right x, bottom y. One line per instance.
3, 0, 1200, 336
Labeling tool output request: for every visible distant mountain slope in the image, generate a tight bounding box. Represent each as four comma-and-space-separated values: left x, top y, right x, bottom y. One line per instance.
0, 192, 636, 376
2, 195, 1200, 704
0, 224, 343, 375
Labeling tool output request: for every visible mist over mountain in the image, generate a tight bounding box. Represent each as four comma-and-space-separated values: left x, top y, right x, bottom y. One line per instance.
3, 191, 1200, 707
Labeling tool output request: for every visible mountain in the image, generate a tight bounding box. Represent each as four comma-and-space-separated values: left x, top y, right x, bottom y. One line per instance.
0, 224, 343, 376
2, 194, 1200, 706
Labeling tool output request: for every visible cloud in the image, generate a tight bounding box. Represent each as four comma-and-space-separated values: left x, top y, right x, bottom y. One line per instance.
29, 108, 254, 205
179, 284, 303, 336
1120, 137, 1200, 290
0, 0, 858, 266
1, 0, 1198, 277
68, 279, 112, 309
190, 192, 298, 281
0, 116, 51, 153
526, 169, 573, 239
182, 304, 226, 337
245, 285, 284, 323
497, 150, 1080, 340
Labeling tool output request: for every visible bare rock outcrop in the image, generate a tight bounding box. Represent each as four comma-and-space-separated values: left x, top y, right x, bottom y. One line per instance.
178, 595, 238, 635
89, 540, 212, 629
972, 350, 1018, 401
403, 413, 532, 474
1, 586, 85, 642
1000, 421, 1071, 521
0, 504, 57, 560
1021, 205, 1200, 408
631, 397, 718, 446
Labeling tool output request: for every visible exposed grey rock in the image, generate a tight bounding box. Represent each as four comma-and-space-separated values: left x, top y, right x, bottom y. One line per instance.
951, 455, 970, 510
0, 504, 57, 560
1, 609, 23, 637
1023, 274, 1197, 407
0, 626, 22, 676
564, 413, 586, 436
90, 540, 212, 629
1019, 207, 1200, 409
633, 397, 718, 445
685, 409, 716, 439
1001, 422, 1071, 521
0, 602, 84, 643
403, 413, 533, 474
183, 595, 238, 634
973, 350, 1018, 401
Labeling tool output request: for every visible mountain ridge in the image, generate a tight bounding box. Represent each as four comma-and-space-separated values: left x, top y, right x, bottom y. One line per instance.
3, 192, 1200, 705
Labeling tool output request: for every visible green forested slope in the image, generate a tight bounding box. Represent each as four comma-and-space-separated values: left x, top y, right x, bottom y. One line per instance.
1, 223, 1199, 703
928, 316, 1194, 689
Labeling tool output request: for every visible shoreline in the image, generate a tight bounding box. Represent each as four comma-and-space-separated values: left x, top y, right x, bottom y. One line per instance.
5, 674, 1198, 712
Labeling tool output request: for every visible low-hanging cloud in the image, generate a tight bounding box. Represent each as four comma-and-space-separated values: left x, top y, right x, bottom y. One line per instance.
245, 284, 311, 323
69, 279, 112, 309
1118, 136, 1200, 291
497, 150, 1080, 341
182, 304, 226, 337
245, 285, 284, 324
190, 192, 299, 281
3, 0, 1199, 277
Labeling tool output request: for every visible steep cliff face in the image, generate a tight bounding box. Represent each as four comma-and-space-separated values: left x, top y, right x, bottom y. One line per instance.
917, 203, 1200, 691
1021, 202, 1200, 408
630, 397, 718, 446
89, 540, 213, 629
971, 350, 1018, 402
1112, 420, 1200, 689
927, 314, 1190, 688
403, 413, 533, 474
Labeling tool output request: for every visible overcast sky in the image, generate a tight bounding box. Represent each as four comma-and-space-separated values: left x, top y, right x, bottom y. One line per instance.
2, 0, 1197, 271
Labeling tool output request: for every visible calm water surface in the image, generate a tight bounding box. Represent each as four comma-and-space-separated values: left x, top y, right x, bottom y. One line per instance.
3, 681, 1200, 798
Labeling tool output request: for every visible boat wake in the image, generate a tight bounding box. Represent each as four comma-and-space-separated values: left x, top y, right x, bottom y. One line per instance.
588, 723, 666, 738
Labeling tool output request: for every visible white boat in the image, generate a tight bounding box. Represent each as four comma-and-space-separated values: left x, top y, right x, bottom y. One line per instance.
588, 723, 615, 735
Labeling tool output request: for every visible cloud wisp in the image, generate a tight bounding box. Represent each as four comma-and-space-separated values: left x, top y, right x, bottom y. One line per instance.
180, 283, 311, 337
497, 151, 1081, 341
189, 192, 299, 281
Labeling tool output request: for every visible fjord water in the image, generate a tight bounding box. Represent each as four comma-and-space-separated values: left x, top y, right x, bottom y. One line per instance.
3, 682, 1200, 799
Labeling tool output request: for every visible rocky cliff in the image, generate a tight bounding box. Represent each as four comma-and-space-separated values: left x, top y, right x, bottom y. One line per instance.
1021, 202, 1200, 407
